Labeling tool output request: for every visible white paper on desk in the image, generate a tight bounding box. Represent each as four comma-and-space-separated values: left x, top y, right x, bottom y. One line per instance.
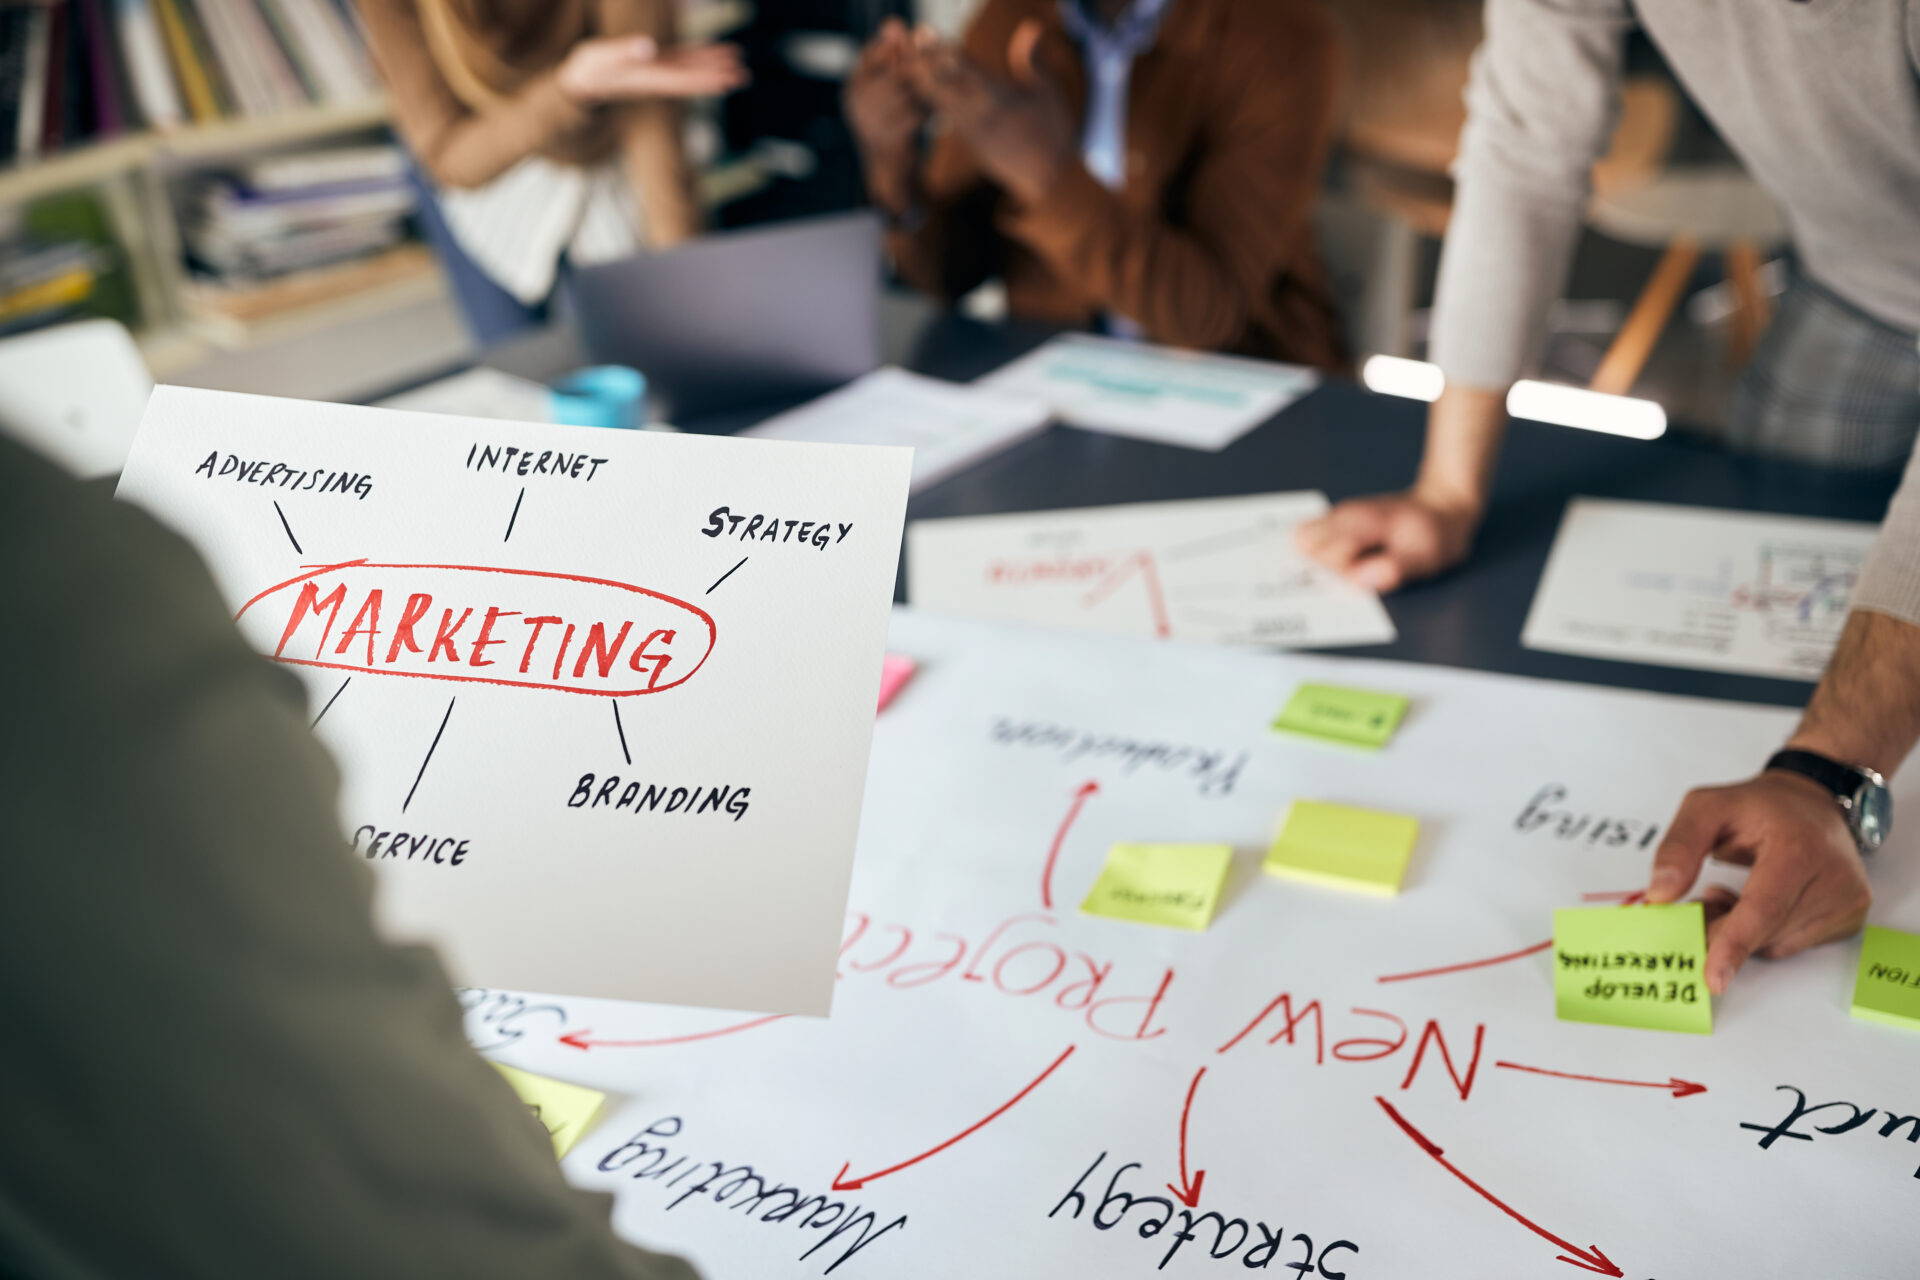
377, 366, 555, 424
1522, 497, 1879, 680
115, 386, 912, 1014
907, 491, 1396, 648
975, 332, 1318, 450
744, 366, 1048, 492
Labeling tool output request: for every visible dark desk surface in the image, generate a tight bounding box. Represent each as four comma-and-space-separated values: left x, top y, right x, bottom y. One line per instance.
484, 294, 1901, 711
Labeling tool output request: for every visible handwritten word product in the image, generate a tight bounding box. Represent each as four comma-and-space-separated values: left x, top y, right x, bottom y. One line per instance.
116, 386, 911, 1015
492, 1061, 607, 1157
1080, 843, 1233, 932
1265, 800, 1419, 896
1271, 682, 1409, 749
877, 653, 916, 713
1851, 925, 1920, 1031
1553, 904, 1711, 1035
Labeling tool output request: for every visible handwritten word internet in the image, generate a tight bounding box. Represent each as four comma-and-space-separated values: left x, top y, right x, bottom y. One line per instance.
989, 719, 1248, 798
236, 561, 715, 696
192, 451, 372, 499
595, 1116, 907, 1275
465, 441, 608, 482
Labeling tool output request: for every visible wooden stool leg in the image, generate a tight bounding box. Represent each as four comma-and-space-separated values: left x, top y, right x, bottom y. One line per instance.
1724, 239, 1769, 370
1590, 236, 1700, 397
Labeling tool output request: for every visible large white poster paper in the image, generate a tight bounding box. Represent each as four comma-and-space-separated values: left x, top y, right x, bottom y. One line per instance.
115, 386, 912, 1015
469, 610, 1920, 1279
976, 334, 1319, 451
907, 492, 1396, 648
1523, 498, 1878, 680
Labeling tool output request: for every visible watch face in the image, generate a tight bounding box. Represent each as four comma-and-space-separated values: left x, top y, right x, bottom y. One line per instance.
1854, 784, 1892, 853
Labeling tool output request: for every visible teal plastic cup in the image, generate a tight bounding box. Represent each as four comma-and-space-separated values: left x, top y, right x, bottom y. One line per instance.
549, 365, 647, 430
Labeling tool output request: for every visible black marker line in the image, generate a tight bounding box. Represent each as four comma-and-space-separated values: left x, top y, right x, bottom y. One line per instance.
311, 676, 351, 728
707, 556, 748, 594
504, 487, 525, 542
273, 501, 304, 554
612, 700, 632, 765
403, 698, 456, 814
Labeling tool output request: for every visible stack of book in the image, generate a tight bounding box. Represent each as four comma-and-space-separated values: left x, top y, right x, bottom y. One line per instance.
0, 232, 109, 334
181, 142, 436, 343
0, 0, 379, 164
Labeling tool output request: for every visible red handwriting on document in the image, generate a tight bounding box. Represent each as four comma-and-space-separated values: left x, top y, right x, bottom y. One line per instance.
1217, 991, 1488, 1102
1167, 1065, 1209, 1208
1376, 1096, 1624, 1275
236, 560, 716, 696
1040, 780, 1101, 909
831, 1044, 1076, 1190
1494, 1059, 1706, 1098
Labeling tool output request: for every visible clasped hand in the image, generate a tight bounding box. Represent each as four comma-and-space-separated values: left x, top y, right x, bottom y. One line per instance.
846, 18, 1078, 209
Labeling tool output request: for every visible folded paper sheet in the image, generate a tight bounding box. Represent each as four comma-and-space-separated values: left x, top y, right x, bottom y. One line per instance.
116, 387, 911, 1014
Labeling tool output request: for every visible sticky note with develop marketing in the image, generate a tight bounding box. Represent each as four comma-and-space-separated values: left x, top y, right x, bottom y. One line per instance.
1851, 926, 1920, 1031
1264, 800, 1419, 896
492, 1061, 608, 1157
1081, 843, 1233, 931
1271, 683, 1409, 749
1553, 904, 1711, 1035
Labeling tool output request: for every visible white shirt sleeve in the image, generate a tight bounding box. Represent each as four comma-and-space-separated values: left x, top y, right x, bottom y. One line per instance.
1428, 0, 1634, 391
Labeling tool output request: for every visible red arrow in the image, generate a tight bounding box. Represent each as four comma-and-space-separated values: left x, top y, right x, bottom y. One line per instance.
559, 1014, 787, 1051
833, 1045, 1076, 1191
1375, 1097, 1622, 1276
1040, 781, 1101, 909
1166, 1065, 1208, 1207
1496, 1060, 1706, 1098
1376, 938, 1552, 985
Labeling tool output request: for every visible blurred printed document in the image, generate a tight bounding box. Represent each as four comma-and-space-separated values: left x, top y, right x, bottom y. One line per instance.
976, 333, 1318, 451
1523, 498, 1879, 680
746, 367, 1048, 492
908, 492, 1396, 648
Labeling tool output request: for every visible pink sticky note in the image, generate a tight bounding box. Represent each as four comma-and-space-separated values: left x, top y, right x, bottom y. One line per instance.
877, 654, 916, 713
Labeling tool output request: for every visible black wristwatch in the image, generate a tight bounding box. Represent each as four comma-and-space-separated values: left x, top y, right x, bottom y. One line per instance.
1765, 749, 1892, 855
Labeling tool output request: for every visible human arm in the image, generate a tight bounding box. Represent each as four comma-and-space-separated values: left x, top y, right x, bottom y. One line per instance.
1297, 0, 1632, 588
1645, 447, 1920, 991
355, 0, 740, 191
0, 436, 695, 1278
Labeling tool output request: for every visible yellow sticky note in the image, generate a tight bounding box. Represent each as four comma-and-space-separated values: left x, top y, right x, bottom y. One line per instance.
1080, 843, 1233, 931
492, 1061, 607, 1157
1851, 925, 1920, 1031
1271, 683, 1410, 750
1553, 904, 1711, 1035
1264, 800, 1419, 896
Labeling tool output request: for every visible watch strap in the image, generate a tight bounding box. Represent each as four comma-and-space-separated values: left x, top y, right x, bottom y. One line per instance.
1765, 748, 1869, 801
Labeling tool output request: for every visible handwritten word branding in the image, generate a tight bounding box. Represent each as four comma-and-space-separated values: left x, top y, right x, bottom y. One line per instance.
1514, 785, 1661, 849
595, 1117, 908, 1275
1739, 1083, 1920, 1181
568, 775, 751, 821
989, 719, 1248, 798
1050, 1152, 1360, 1274
236, 561, 715, 696
192, 450, 372, 499
702, 506, 854, 550
465, 441, 608, 482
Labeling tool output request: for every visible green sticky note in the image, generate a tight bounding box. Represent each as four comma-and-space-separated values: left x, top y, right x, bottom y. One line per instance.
1271, 683, 1410, 749
1552, 904, 1711, 1035
1851, 925, 1920, 1031
1264, 800, 1419, 896
1080, 843, 1233, 931
492, 1061, 608, 1157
